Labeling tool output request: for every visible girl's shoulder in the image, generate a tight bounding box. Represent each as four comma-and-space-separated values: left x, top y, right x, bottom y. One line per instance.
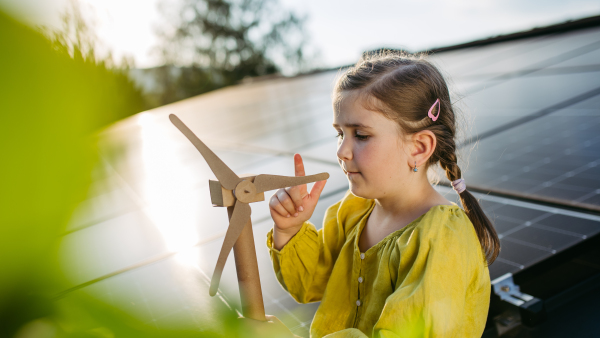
421, 203, 471, 229
413, 203, 475, 240
404, 203, 486, 263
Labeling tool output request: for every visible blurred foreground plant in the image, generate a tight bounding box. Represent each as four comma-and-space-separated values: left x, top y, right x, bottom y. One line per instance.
0, 8, 244, 338
39, 0, 150, 115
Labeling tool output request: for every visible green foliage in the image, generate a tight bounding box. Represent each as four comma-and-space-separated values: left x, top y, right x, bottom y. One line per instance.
40, 0, 150, 116
0, 8, 242, 338
154, 0, 309, 105
0, 7, 98, 335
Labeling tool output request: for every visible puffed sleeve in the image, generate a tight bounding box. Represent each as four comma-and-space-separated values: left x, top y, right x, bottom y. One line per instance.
370, 206, 490, 338
266, 196, 349, 304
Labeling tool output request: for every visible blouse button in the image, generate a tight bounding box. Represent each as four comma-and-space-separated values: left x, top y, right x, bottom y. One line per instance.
358, 277, 363, 283
356, 300, 361, 306
360, 253, 365, 259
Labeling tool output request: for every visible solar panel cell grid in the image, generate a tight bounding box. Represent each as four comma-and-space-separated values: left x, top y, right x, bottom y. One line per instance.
548, 47, 600, 68
457, 114, 600, 206
58, 254, 237, 332
458, 26, 600, 77
430, 35, 554, 76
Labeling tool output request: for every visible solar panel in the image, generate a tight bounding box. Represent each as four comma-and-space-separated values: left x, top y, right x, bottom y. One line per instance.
56, 252, 239, 333
429, 35, 556, 77
451, 111, 600, 208
457, 26, 600, 79
546, 47, 600, 69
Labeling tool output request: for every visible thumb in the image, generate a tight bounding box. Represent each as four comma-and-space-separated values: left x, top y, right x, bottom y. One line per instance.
308, 180, 327, 201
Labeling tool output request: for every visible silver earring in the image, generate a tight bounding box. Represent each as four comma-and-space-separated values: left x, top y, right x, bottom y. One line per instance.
413, 161, 418, 172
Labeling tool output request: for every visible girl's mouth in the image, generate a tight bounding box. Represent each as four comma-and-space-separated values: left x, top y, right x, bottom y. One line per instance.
341, 164, 360, 176
343, 168, 360, 176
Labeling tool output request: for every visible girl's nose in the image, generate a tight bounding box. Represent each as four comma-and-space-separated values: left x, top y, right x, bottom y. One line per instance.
337, 137, 353, 161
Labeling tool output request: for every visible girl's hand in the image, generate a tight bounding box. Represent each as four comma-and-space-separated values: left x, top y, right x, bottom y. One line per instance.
268, 154, 327, 233
237, 314, 300, 338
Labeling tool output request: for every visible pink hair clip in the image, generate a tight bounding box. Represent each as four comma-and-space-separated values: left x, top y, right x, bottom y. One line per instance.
428, 98, 441, 121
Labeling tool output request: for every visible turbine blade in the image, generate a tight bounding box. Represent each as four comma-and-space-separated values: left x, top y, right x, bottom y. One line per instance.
209, 199, 251, 296
253, 172, 330, 194
169, 114, 241, 190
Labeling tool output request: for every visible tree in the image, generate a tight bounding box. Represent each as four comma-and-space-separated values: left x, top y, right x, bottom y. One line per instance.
39, 0, 150, 117
154, 0, 311, 105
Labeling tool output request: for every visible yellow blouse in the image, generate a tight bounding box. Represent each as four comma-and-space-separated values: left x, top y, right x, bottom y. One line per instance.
265, 190, 490, 338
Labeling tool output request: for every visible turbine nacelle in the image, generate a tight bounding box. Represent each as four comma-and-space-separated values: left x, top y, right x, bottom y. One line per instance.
209, 175, 264, 207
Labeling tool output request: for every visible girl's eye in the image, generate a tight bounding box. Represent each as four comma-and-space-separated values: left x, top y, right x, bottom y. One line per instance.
335, 132, 369, 141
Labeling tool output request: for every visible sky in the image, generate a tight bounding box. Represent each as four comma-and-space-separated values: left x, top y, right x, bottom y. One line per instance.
2, 0, 600, 70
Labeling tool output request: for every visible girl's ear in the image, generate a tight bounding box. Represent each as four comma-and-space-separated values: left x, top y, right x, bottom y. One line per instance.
408, 130, 436, 168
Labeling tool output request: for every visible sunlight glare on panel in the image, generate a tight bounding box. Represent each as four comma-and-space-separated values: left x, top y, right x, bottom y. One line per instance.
138, 113, 201, 265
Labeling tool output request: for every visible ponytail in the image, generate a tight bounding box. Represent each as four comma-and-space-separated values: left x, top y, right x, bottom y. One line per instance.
458, 189, 501, 266
439, 149, 500, 266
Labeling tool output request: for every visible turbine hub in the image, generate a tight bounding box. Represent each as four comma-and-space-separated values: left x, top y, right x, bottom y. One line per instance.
234, 179, 257, 203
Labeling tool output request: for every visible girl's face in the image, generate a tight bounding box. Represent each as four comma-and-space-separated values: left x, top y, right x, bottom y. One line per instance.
333, 92, 413, 199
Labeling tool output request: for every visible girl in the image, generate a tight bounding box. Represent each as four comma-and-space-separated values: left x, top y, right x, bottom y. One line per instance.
248, 52, 500, 338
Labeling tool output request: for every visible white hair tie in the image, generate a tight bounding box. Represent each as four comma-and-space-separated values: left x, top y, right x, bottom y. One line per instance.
451, 178, 466, 194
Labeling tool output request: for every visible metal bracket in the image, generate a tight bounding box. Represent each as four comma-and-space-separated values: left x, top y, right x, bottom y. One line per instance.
492, 273, 546, 327
492, 273, 535, 306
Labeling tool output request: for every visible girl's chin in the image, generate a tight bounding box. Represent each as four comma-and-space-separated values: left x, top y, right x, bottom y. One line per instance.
348, 184, 368, 199
349, 182, 382, 200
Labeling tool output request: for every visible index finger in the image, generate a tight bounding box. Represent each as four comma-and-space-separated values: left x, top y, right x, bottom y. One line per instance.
294, 154, 308, 196
294, 153, 305, 177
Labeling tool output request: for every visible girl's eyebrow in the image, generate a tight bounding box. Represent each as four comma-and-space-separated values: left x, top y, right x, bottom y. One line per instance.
332, 123, 372, 129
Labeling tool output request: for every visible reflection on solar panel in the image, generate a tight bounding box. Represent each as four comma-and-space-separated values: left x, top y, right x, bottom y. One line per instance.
456, 114, 600, 209
57, 19, 600, 337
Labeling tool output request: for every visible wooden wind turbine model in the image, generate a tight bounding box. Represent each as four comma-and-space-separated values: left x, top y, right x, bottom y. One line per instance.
169, 114, 329, 321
